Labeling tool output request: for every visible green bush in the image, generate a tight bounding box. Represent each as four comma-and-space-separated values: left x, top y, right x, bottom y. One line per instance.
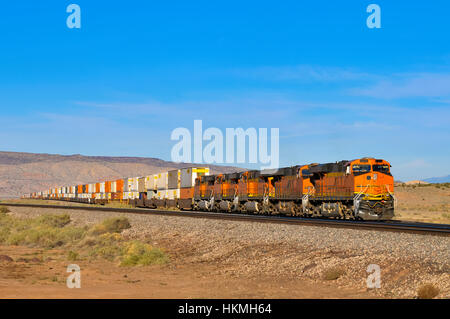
120, 241, 168, 266
85, 233, 123, 261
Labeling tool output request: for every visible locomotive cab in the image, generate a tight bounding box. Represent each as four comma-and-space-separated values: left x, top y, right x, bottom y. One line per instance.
350, 158, 395, 220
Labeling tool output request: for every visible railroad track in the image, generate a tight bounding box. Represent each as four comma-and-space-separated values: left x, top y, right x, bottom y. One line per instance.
1, 202, 449, 236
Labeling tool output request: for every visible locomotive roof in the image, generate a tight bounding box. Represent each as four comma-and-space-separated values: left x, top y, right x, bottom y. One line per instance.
308, 160, 350, 174
260, 166, 301, 176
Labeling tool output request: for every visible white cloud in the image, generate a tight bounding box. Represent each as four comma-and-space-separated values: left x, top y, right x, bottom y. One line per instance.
349, 72, 450, 99
228, 65, 375, 82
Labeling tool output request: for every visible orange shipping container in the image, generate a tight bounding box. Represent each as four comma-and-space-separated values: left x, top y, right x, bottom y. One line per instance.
105, 181, 111, 193
96, 183, 101, 193
116, 179, 124, 192
180, 187, 194, 199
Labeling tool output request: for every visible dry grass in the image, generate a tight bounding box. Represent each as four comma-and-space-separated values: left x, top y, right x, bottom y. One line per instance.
417, 283, 440, 299
0, 211, 167, 266
89, 217, 131, 235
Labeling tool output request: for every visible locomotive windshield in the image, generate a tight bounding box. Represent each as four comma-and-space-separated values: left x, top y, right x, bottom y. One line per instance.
373, 164, 390, 174
352, 164, 371, 174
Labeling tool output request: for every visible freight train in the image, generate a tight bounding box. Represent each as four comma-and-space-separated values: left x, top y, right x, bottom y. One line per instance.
24, 157, 395, 221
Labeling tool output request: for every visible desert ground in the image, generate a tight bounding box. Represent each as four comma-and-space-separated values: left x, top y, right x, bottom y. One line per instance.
0, 204, 448, 299
393, 183, 450, 224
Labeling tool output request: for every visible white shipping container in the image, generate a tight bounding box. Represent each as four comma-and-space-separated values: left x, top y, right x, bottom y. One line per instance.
156, 189, 168, 199
123, 191, 139, 200
167, 188, 180, 200
100, 182, 106, 193
111, 181, 117, 193
138, 177, 146, 193
156, 172, 168, 190
168, 170, 180, 189
147, 190, 157, 199
145, 175, 155, 190
180, 167, 210, 188
128, 177, 139, 192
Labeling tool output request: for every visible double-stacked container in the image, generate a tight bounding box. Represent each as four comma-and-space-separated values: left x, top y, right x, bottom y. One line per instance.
146, 175, 156, 199
155, 172, 168, 200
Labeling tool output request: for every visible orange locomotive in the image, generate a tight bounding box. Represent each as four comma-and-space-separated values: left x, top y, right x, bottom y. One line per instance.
193, 157, 394, 220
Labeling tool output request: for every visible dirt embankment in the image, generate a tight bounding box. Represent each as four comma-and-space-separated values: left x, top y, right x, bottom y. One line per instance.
0, 206, 448, 299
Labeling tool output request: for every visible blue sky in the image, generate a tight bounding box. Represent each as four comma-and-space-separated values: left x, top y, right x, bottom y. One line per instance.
0, 1, 449, 181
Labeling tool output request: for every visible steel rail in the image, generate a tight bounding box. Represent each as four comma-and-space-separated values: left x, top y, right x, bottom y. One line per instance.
1, 202, 449, 236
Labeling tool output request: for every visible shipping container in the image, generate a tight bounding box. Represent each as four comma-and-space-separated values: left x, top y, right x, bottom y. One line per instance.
167, 188, 180, 200
180, 187, 194, 199
116, 179, 124, 192
138, 177, 146, 193
156, 172, 168, 190
127, 177, 139, 192
144, 175, 155, 191
147, 190, 157, 199
180, 167, 210, 188
100, 182, 106, 193
105, 181, 111, 193
156, 189, 168, 199
168, 169, 181, 189
96, 183, 101, 193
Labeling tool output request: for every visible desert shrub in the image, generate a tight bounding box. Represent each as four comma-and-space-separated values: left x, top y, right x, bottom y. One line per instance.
85, 233, 123, 261
7, 223, 86, 248
442, 213, 450, 219
0, 213, 167, 267
120, 241, 168, 266
68, 250, 79, 261
89, 217, 131, 235
417, 283, 440, 299
36, 213, 71, 228
0, 213, 85, 248
322, 267, 346, 280
0, 207, 10, 215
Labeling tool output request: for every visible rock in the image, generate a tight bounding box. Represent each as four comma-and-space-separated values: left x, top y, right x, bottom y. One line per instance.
0, 255, 14, 262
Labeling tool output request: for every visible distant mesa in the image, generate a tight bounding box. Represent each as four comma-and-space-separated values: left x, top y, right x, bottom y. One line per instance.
0, 150, 243, 199
404, 180, 429, 185
423, 175, 450, 184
